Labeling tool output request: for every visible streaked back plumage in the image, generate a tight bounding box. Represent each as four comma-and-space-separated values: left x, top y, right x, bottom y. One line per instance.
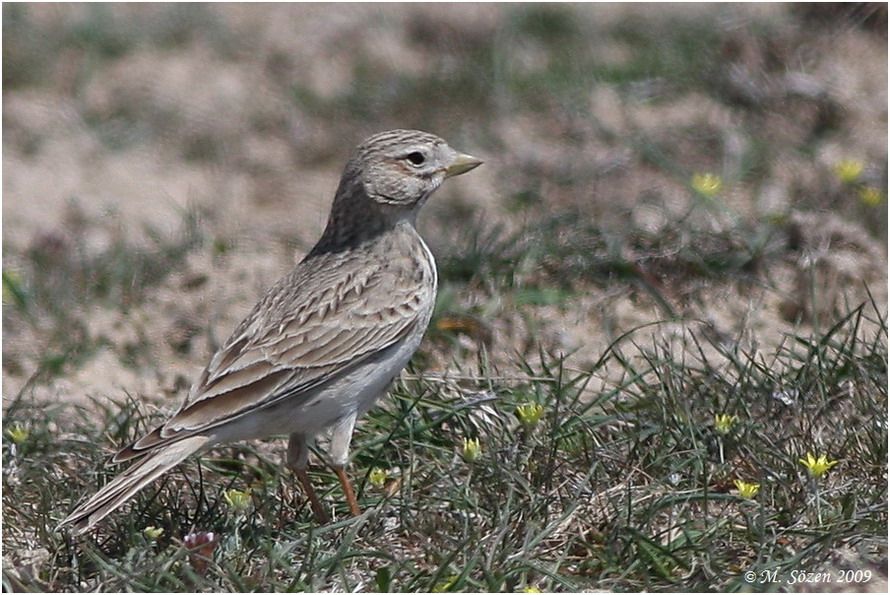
59, 129, 480, 533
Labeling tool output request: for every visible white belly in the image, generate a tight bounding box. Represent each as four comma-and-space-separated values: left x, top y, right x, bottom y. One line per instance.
274, 325, 425, 435
215, 289, 433, 443
213, 232, 436, 444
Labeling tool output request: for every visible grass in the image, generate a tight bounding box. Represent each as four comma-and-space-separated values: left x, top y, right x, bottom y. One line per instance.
2, 3, 232, 89
432, 208, 797, 330
3, 300, 886, 591
2, 204, 204, 386
283, 4, 728, 136
2, 3, 887, 592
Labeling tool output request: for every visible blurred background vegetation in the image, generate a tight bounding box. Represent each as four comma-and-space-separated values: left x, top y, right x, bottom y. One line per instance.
2, 3, 887, 592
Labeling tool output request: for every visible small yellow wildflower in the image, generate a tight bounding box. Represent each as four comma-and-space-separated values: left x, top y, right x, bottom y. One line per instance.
516, 402, 545, 430
691, 172, 723, 197
713, 414, 737, 435
5, 424, 29, 445
522, 587, 542, 593
462, 437, 482, 463
799, 452, 838, 479
432, 575, 459, 592
833, 159, 864, 184
369, 467, 387, 488
733, 479, 760, 499
223, 488, 252, 512
858, 186, 884, 207
143, 526, 164, 540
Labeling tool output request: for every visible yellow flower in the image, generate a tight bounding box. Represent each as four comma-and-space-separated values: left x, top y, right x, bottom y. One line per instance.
515, 402, 545, 430
462, 437, 482, 463
223, 488, 252, 512
858, 186, 884, 207
833, 159, 864, 184
522, 587, 542, 593
143, 526, 164, 540
733, 479, 760, 499
5, 424, 29, 445
713, 414, 737, 435
432, 575, 459, 592
799, 452, 838, 479
369, 467, 387, 488
691, 173, 723, 197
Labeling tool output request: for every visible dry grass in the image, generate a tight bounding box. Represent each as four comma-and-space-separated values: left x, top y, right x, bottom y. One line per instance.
2, 3, 887, 592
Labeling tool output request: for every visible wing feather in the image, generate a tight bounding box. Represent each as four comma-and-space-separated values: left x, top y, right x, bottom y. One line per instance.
140, 245, 432, 440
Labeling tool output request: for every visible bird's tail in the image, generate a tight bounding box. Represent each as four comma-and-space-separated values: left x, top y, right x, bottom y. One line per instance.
59, 435, 209, 534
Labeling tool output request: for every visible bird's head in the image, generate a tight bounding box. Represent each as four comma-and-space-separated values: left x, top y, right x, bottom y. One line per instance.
350, 129, 482, 211
313, 129, 482, 254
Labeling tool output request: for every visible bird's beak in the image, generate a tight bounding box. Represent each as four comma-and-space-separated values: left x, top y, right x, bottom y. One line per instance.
445, 153, 483, 178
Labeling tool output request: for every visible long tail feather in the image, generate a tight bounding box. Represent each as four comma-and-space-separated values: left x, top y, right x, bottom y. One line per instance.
59, 435, 209, 534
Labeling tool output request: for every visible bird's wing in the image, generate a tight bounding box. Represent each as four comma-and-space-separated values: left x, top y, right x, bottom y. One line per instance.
117, 248, 432, 459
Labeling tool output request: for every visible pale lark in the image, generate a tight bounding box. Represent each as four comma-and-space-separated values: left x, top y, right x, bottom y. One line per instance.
60, 129, 482, 533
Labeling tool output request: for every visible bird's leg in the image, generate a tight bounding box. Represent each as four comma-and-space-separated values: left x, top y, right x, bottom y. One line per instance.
329, 412, 361, 517
335, 466, 361, 517
287, 433, 329, 524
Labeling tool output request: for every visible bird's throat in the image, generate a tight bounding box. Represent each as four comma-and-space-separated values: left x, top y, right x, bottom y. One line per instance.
310, 184, 398, 256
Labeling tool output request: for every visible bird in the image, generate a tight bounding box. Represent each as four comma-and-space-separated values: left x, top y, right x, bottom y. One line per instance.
59, 129, 482, 533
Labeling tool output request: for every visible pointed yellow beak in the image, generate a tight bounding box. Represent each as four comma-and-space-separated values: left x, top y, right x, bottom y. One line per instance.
445, 153, 483, 178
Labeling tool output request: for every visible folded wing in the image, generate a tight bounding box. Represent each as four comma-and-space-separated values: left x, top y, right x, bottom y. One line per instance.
115, 249, 430, 461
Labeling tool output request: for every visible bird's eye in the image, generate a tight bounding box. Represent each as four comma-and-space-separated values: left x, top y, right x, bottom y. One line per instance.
406, 152, 426, 166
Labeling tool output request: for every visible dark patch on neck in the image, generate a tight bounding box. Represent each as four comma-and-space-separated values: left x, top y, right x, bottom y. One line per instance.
308, 178, 395, 257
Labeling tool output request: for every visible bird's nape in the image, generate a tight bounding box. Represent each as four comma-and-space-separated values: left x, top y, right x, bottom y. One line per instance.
59, 129, 482, 533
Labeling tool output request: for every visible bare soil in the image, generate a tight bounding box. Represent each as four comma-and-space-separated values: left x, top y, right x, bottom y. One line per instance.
3, 3, 886, 434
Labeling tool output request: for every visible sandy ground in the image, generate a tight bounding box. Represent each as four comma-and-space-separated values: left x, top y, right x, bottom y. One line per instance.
3, 3, 887, 412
